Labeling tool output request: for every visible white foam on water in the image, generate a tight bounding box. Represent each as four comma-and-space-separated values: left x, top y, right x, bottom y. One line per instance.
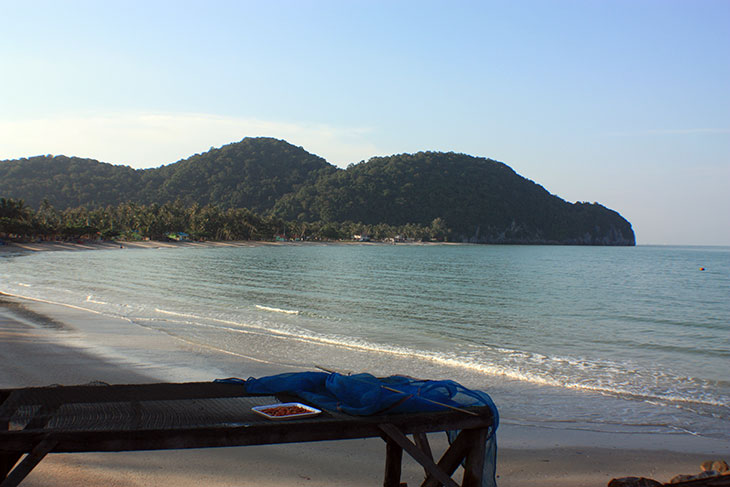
3, 244, 728, 441
5, 289, 728, 415
1, 291, 105, 316
147, 305, 729, 413
255, 304, 300, 315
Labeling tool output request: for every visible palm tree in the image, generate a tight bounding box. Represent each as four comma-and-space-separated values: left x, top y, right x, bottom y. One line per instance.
0, 198, 31, 220
0, 198, 34, 237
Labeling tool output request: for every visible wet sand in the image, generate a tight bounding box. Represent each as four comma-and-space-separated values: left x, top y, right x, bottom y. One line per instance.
1, 291, 727, 486
0, 239, 263, 254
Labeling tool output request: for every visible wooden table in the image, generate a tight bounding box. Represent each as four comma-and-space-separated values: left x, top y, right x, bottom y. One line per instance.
0, 381, 497, 487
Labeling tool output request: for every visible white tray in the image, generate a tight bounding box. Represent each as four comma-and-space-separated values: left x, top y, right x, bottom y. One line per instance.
251, 402, 322, 420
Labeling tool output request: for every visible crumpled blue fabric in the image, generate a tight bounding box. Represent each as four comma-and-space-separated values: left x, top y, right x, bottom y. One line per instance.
217, 371, 499, 487
240, 371, 498, 421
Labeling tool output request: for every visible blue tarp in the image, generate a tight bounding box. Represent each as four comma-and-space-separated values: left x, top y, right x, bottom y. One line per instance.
216, 371, 499, 487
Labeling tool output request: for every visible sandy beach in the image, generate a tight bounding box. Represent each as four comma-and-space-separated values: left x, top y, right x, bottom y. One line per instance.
1, 295, 727, 486
0, 237, 452, 255
0, 239, 265, 254
1, 242, 728, 486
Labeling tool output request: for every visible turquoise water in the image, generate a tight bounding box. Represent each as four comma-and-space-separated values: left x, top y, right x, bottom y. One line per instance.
2, 243, 729, 440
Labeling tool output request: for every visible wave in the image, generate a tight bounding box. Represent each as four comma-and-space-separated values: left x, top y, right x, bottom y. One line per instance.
86, 295, 108, 305
155, 308, 207, 320
0, 291, 105, 316
150, 307, 727, 411
255, 305, 300, 315
6, 294, 728, 414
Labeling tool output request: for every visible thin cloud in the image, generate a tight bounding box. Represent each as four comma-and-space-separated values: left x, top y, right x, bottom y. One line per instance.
0, 113, 378, 168
606, 128, 730, 137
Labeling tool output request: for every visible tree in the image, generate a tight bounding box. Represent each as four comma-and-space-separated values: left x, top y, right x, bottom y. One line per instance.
429, 217, 449, 242
0, 198, 34, 237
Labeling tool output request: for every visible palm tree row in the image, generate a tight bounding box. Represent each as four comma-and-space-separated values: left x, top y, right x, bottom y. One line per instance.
0, 198, 450, 243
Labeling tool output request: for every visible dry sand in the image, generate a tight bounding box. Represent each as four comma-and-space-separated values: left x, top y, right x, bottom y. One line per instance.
1, 246, 728, 486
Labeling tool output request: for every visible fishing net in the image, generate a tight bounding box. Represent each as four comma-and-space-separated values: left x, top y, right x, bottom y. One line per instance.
219, 371, 499, 487
242, 371, 497, 418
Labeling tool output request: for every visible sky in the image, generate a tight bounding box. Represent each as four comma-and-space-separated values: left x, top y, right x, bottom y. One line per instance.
1, 0, 728, 245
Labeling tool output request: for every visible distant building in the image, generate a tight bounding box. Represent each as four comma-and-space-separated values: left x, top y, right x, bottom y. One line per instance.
168, 232, 190, 241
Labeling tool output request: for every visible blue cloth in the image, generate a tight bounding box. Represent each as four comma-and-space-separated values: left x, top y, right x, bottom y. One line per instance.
217, 371, 499, 487
240, 371, 498, 421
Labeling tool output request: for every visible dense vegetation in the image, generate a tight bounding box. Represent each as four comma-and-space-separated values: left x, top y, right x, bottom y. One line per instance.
0, 138, 336, 213
0, 137, 635, 245
271, 152, 634, 244
0, 198, 447, 242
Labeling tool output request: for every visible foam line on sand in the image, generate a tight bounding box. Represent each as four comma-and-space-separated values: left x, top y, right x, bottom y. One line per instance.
1, 296, 727, 486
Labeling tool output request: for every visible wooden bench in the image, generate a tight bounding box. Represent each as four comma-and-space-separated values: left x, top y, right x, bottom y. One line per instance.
1, 381, 497, 487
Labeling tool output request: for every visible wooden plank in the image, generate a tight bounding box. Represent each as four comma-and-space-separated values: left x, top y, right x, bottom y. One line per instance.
663, 476, 730, 487
0, 382, 252, 428
0, 454, 18, 483
383, 437, 403, 487
0, 406, 493, 454
0, 391, 23, 427
0, 382, 251, 410
461, 428, 488, 487
0, 436, 58, 487
0, 382, 495, 487
413, 433, 433, 462
379, 423, 459, 487
0, 390, 492, 438
413, 432, 434, 479
421, 430, 474, 487
0, 401, 64, 482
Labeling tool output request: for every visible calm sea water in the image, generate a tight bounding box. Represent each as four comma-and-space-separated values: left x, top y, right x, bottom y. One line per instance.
1, 243, 729, 440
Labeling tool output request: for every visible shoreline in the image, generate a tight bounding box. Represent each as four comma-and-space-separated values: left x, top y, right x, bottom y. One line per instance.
0, 238, 464, 255
1, 294, 727, 486
0, 239, 269, 254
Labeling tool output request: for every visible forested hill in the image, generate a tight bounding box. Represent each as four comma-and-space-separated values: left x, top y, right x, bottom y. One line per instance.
0, 137, 635, 245
0, 138, 337, 213
271, 152, 635, 245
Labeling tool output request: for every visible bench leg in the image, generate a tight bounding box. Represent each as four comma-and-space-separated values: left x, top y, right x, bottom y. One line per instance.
384, 437, 403, 487
0, 454, 19, 483
0, 437, 57, 487
381, 424, 460, 487
413, 433, 434, 478
462, 428, 487, 487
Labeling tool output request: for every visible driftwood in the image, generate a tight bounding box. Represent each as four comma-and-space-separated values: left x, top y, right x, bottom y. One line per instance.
664, 475, 730, 487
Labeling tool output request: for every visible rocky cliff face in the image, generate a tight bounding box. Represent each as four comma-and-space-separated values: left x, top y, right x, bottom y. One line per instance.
564, 224, 636, 246
459, 220, 636, 246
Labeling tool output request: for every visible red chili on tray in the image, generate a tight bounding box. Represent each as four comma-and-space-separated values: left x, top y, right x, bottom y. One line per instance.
259, 405, 311, 416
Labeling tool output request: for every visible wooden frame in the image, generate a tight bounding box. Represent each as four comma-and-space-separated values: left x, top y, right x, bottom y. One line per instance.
1, 382, 496, 487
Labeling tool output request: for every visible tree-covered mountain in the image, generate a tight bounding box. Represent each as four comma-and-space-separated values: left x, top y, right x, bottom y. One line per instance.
136, 137, 337, 211
0, 138, 336, 213
271, 151, 634, 244
0, 137, 635, 245
0, 155, 140, 209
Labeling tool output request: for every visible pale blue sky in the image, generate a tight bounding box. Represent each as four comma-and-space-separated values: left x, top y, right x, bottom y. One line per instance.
1, 0, 728, 245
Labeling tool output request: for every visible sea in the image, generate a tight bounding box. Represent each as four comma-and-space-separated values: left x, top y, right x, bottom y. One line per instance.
1, 243, 728, 442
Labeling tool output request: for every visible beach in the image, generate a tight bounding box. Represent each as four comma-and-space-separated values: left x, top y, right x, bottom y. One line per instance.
1, 239, 266, 254
2, 241, 729, 486
1, 290, 727, 487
